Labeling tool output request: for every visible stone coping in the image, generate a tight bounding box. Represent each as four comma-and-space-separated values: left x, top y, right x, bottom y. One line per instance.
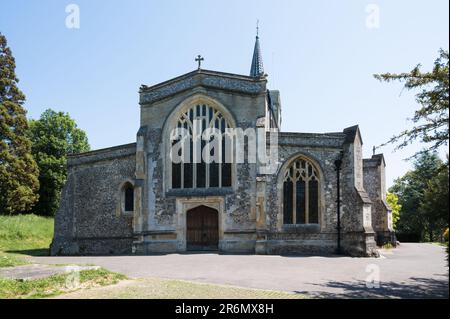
67, 143, 136, 166
277, 132, 346, 148
139, 69, 267, 105
140, 69, 265, 92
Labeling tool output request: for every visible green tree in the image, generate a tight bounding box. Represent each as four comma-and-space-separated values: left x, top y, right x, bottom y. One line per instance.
390, 152, 444, 241
421, 159, 449, 241
374, 49, 449, 157
0, 32, 39, 215
28, 109, 90, 216
386, 192, 401, 230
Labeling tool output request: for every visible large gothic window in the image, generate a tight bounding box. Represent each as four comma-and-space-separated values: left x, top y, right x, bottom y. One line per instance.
171, 104, 232, 189
283, 157, 320, 225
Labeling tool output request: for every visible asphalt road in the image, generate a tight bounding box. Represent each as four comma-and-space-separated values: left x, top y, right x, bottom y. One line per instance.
33, 243, 448, 298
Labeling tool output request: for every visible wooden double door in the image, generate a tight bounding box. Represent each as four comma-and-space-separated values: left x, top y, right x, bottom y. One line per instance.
186, 205, 219, 251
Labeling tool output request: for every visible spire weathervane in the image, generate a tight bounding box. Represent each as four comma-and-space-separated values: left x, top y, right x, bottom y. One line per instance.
256, 19, 259, 37
195, 55, 204, 70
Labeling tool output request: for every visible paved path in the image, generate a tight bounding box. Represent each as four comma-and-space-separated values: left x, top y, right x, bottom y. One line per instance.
33, 243, 448, 298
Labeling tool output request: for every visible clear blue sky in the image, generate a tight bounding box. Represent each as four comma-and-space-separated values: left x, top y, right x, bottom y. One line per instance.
1, 0, 448, 187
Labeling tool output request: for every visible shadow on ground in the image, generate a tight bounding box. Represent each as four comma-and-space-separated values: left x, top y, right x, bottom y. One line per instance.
296, 275, 449, 299
6, 248, 49, 256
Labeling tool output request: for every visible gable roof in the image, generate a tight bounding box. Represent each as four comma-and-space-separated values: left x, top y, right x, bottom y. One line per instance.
139, 69, 267, 105
343, 125, 363, 145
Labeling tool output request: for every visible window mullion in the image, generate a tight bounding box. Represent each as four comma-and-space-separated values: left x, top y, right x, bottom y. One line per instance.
192, 140, 197, 188
218, 118, 222, 187
206, 162, 210, 189
181, 162, 184, 189
305, 177, 310, 224
292, 176, 296, 225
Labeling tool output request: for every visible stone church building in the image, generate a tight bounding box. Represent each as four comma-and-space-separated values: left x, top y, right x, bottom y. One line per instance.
51, 33, 395, 257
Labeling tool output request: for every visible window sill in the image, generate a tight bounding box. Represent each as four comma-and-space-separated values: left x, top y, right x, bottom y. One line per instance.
282, 224, 320, 233
122, 210, 134, 217
166, 187, 234, 197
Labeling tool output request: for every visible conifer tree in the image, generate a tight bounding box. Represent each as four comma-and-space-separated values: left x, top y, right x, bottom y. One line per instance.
374, 49, 449, 157
0, 32, 39, 215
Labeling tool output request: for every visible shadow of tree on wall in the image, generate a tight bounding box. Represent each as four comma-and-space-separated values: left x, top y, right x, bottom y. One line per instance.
296, 275, 449, 299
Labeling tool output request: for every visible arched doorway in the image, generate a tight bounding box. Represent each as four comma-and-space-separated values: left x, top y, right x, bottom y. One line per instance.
186, 205, 219, 251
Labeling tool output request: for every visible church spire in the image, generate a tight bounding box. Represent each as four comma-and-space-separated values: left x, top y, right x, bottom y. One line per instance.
250, 21, 264, 77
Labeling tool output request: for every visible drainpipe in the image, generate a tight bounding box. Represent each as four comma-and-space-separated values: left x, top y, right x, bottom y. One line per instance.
334, 152, 343, 254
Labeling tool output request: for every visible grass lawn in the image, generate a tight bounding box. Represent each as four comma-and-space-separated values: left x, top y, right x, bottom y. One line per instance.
0, 268, 126, 299
57, 277, 305, 299
0, 214, 129, 299
0, 214, 54, 267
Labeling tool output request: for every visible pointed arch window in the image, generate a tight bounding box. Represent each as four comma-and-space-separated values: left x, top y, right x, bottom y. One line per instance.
283, 158, 320, 225
171, 104, 232, 189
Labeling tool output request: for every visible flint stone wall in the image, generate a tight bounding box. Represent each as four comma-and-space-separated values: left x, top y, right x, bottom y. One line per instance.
51, 143, 136, 255
263, 132, 345, 254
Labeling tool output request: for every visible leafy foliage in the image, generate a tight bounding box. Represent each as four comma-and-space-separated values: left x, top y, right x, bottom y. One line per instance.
421, 157, 449, 241
390, 152, 449, 242
374, 49, 449, 158
0, 32, 39, 215
28, 109, 90, 216
386, 192, 401, 230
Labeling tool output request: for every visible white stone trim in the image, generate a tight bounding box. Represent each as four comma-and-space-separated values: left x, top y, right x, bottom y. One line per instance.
175, 196, 225, 251
117, 179, 135, 217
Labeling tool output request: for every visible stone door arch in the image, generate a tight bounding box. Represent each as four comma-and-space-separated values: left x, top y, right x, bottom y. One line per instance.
186, 205, 219, 251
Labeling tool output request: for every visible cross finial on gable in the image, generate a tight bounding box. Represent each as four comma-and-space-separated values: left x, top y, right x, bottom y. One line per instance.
195, 55, 204, 70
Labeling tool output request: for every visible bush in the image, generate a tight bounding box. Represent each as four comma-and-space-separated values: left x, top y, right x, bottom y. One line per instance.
444, 228, 449, 242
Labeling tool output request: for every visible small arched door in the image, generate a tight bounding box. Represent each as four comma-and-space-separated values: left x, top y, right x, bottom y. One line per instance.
186, 205, 219, 251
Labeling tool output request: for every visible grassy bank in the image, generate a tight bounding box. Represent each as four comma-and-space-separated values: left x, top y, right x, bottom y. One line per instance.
0, 268, 126, 299
0, 214, 54, 267
0, 215, 130, 299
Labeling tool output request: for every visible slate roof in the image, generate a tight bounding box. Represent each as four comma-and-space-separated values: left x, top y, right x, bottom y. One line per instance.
250, 35, 264, 77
